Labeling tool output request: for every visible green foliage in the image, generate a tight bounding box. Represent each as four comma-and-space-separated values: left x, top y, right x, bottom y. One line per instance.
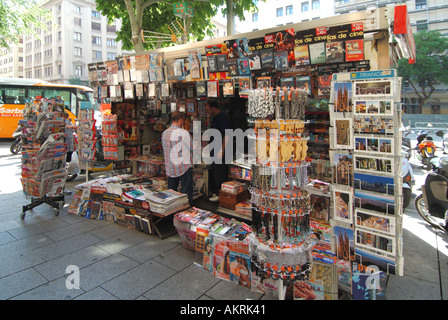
0, 0, 51, 49
95, 0, 259, 52
398, 30, 448, 86
397, 30, 448, 112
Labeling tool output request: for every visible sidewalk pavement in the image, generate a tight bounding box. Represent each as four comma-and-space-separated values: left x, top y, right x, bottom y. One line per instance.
0, 141, 446, 301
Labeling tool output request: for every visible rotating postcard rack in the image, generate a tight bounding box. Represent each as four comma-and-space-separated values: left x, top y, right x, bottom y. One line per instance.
248, 87, 313, 300
328, 70, 403, 299
20, 98, 68, 218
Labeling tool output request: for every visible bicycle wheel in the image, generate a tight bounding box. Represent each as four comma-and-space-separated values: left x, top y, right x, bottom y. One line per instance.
414, 194, 445, 230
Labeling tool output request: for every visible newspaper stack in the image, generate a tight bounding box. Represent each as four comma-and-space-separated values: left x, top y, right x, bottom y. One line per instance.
145, 189, 189, 216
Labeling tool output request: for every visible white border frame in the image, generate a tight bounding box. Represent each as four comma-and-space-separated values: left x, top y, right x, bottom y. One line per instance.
332, 187, 353, 224
333, 118, 353, 149
354, 209, 396, 236
354, 135, 394, 155
354, 99, 394, 116
353, 79, 393, 98
353, 154, 395, 176
355, 228, 396, 256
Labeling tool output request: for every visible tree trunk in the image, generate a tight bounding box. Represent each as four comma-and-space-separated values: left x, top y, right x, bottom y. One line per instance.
408, 79, 435, 114
124, 0, 145, 53
226, 0, 235, 36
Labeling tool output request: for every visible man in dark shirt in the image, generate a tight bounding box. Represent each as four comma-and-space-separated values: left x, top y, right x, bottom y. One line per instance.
205, 100, 232, 202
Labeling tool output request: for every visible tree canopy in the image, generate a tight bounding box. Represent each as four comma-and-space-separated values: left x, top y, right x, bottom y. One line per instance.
397, 30, 448, 113
95, 0, 259, 53
0, 0, 51, 50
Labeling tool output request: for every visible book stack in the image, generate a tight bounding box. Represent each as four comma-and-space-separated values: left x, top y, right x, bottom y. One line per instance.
235, 201, 252, 217
221, 180, 247, 194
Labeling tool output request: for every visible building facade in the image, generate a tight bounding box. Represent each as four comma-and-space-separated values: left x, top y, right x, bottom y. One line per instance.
335, 0, 448, 118
0, 39, 24, 79
236, 0, 336, 33
22, 0, 131, 85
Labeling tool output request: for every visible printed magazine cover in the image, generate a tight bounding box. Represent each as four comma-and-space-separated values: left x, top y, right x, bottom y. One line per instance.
213, 238, 230, 281
228, 241, 251, 288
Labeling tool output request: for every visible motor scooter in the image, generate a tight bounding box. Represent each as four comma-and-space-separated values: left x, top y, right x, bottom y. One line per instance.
401, 145, 414, 209
10, 125, 22, 154
414, 156, 448, 232
415, 138, 438, 171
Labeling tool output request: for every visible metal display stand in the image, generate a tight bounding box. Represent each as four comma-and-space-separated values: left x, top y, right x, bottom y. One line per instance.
21, 195, 65, 219
329, 70, 404, 285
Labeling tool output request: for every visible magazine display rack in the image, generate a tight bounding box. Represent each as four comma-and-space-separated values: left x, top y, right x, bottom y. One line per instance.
328, 69, 404, 299
248, 88, 313, 300
77, 101, 97, 179
19, 98, 67, 219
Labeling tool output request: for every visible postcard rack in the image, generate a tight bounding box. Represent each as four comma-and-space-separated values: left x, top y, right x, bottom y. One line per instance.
19, 98, 68, 219
248, 88, 313, 300
327, 69, 404, 297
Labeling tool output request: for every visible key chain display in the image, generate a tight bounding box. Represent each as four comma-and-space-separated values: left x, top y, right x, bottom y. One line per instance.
247, 89, 313, 298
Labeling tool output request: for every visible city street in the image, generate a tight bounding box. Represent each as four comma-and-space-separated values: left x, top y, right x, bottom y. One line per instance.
0, 139, 446, 300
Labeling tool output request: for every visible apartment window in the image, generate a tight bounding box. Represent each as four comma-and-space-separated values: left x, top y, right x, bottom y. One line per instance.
74, 6, 81, 13
75, 65, 83, 77
34, 68, 41, 78
415, 0, 426, 10
34, 52, 41, 61
44, 49, 52, 58
93, 50, 102, 59
302, 2, 309, 12
312, 0, 320, 10
92, 22, 101, 31
107, 52, 117, 60
34, 39, 41, 47
416, 20, 428, 31
44, 35, 52, 44
252, 13, 258, 22
74, 47, 82, 56
44, 67, 52, 76
92, 10, 101, 18
107, 38, 117, 46
58, 47, 62, 55
92, 36, 102, 45
107, 25, 116, 33
276, 7, 283, 17
74, 17, 82, 26
74, 32, 82, 41
286, 5, 293, 15
58, 32, 61, 40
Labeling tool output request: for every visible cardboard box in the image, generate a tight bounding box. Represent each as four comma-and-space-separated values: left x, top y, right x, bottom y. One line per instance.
219, 189, 250, 210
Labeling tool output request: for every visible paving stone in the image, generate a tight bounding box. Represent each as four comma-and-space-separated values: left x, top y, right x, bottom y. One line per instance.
34, 245, 111, 282
0, 268, 47, 300
143, 263, 219, 300
101, 260, 177, 300
75, 287, 119, 300
11, 277, 85, 300
33, 232, 102, 261
77, 253, 140, 292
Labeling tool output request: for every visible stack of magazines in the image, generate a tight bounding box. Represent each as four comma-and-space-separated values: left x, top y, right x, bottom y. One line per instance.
145, 189, 189, 216
20, 99, 67, 198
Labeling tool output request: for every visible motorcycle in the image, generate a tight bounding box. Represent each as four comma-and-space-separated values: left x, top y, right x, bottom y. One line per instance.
436, 130, 448, 154
414, 156, 448, 232
415, 137, 438, 171
401, 145, 414, 209
10, 125, 23, 154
